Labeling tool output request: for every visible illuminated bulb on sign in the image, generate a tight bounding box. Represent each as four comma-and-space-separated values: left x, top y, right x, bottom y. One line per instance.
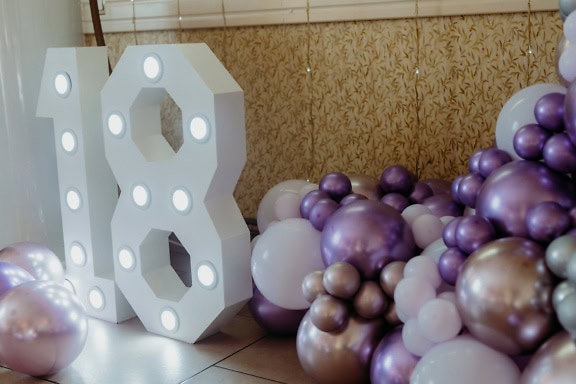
61, 131, 77, 153
132, 184, 150, 208
88, 287, 105, 310
160, 308, 179, 331
143, 54, 162, 81
70, 243, 86, 266
197, 262, 217, 289
107, 113, 125, 137
66, 189, 82, 211
54, 72, 71, 97
189, 116, 209, 142
118, 247, 135, 271
172, 188, 191, 213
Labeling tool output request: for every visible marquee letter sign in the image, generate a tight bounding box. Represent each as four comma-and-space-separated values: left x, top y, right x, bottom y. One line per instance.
37, 44, 252, 343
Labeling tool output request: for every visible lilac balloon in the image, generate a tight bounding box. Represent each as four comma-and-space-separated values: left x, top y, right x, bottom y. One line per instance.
409, 182, 434, 204
513, 124, 552, 160
380, 165, 417, 196
450, 175, 464, 204
421, 179, 452, 196
0, 261, 34, 297
543, 132, 576, 173
0, 281, 88, 376
340, 193, 367, 206
476, 160, 576, 237
455, 215, 496, 255
442, 217, 463, 248
564, 81, 576, 146
535, 92, 565, 132
321, 200, 416, 280
319, 172, 352, 201
381, 193, 411, 213
456, 173, 485, 208
526, 201, 572, 243
422, 194, 464, 218
0, 242, 64, 283
300, 189, 331, 219
438, 248, 468, 285
309, 198, 340, 231
249, 284, 306, 336
478, 148, 512, 178
468, 149, 486, 173
370, 328, 420, 384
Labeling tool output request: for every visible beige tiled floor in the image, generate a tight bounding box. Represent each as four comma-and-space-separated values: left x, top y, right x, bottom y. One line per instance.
0, 306, 317, 384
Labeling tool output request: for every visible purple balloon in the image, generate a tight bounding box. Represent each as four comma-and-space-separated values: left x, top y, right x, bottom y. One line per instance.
370, 327, 420, 384
526, 201, 572, 243
301, 189, 331, 219
421, 179, 452, 196
319, 172, 352, 201
468, 149, 487, 173
451, 175, 464, 204
442, 217, 463, 248
340, 193, 368, 206
534, 92, 565, 132
309, 198, 340, 231
0, 261, 34, 297
380, 165, 417, 196
455, 215, 496, 255
476, 160, 576, 237
249, 285, 306, 336
422, 194, 464, 217
380, 193, 411, 213
513, 124, 552, 160
438, 247, 468, 285
409, 182, 434, 204
457, 173, 485, 208
321, 200, 416, 280
564, 81, 576, 146
478, 148, 513, 178
543, 132, 576, 173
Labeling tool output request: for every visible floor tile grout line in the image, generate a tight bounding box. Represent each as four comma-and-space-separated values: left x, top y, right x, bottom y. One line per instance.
215, 366, 287, 383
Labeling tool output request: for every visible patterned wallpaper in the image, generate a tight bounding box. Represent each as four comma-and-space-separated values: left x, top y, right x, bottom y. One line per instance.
85, 11, 563, 218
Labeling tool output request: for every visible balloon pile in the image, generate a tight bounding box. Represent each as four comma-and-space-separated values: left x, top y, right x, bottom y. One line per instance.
0, 242, 88, 377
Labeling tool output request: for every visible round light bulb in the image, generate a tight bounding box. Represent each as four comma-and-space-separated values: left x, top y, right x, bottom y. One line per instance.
88, 287, 105, 310
61, 131, 77, 153
143, 55, 162, 81
54, 72, 71, 97
66, 189, 82, 211
70, 243, 86, 267
107, 113, 125, 137
189, 116, 209, 142
172, 188, 191, 213
160, 308, 179, 332
132, 184, 150, 208
197, 262, 217, 289
118, 247, 136, 271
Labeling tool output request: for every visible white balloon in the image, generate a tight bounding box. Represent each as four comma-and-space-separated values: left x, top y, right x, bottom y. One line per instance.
420, 238, 448, 263
559, 45, 576, 84
404, 255, 442, 289
495, 83, 567, 160
417, 298, 462, 343
402, 204, 432, 227
565, 10, 576, 43
251, 218, 324, 310
274, 192, 302, 221
402, 318, 436, 357
257, 179, 312, 233
411, 214, 444, 249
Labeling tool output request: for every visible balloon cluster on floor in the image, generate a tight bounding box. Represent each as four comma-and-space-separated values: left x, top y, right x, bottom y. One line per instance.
249, 4, 576, 383
0, 242, 88, 377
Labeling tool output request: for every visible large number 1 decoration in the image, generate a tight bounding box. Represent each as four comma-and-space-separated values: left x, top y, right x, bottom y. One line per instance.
37, 44, 252, 343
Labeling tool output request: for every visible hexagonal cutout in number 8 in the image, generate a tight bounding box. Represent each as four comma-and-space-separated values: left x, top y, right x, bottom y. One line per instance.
101, 44, 252, 343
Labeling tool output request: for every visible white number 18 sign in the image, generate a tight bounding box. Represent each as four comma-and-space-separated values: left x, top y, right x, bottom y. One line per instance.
36, 44, 252, 343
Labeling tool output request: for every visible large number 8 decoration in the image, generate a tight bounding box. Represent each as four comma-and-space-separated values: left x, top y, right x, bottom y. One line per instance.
38, 44, 252, 343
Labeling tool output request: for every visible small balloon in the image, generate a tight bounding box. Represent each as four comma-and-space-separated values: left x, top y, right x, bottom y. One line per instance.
442, 216, 463, 248
560, 0, 576, 20
349, 174, 382, 201
421, 178, 452, 196
411, 214, 445, 250
526, 201, 571, 243
546, 235, 576, 278
379, 261, 406, 297
384, 302, 403, 327
340, 193, 367, 206
534, 92, 565, 131
249, 285, 307, 336
438, 247, 467, 286
457, 173, 484, 208
308, 198, 340, 231
309, 294, 349, 333
274, 191, 302, 221
543, 132, 576, 173
520, 331, 576, 384
323, 261, 361, 300
513, 123, 552, 160
422, 194, 464, 217
370, 328, 420, 384
380, 192, 410, 213
417, 298, 462, 343
409, 181, 434, 204
455, 215, 495, 255
353, 281, 388, 320
404, 255, 442, 289
478, 148, 512, 178
380, 165, 417, 196
553, 280, 576, 310
302, 270, 326, 303
0, 261, 34, 297
257, 179, 312, 232
401, 204, 432, 227
402, 318, 436, 357
0, 242, 64, 283
394, 277, 436, 319
300, 189, 331, 220
556, 291, 576, 335
468, 149, 486, 173
319, 172, 352, 201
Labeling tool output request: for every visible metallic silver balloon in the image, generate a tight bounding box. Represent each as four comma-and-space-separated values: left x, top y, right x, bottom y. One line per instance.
354, 281, 388, 320
456, 237, 556, 355
556, 37, 572, 86
302, 270, 326, 303
297, 311, 385, 384
379, 260, 406, 297
309, 294, 349, 333
323, 261, 361, 299
0, 281, 88, 376
556, 291, 576, 335
553, 280, 576, 310
560, 0, 576, 19
520, 331, 576, 384
0, 241, 64, 283
546, 234, 576, 279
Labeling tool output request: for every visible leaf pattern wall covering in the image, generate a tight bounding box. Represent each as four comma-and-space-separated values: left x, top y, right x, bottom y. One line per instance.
85, 11, 563, 218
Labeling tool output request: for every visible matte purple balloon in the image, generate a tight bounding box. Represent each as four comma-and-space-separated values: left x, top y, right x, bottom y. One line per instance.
534, 92, 565, 132
513, 123, 552, 160
340, 193, 367, 206
0, 281, 88, 376
564, 81, 576, 146
468, 149, 486, 173
457, 173, 485, 208
321, 200, 416, 280
370, 327, 420, 384
476, 160, 576, 237
478, 148, 512, 178
309, 198, 340, 231
0, 261, 34, 297
421, 179, 452, 196
455, 215, 496, 255
438, 247, 468, 285
380, 193, 411, 213
422, 194, 464, 217
319, 172, 352, 201
300, 189, 331, 219
409, 182, 434, 204
380, 165, 417, 196
543, 132, 576, 173
442, 217, 463, 248
526, 201, 572, 243
249, 284, 306, 336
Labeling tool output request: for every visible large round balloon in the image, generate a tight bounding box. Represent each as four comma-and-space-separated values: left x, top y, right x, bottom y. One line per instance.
411, 335, 521, 384
520, 331, 576, 384
370, 327, 419, 384
251, 218, 325, 310
495, 83, 566, 159
0, 281, 88, 376
475, 160, 576, 238
296, 311, 385, 384
248, 285, 307, 336
321, 200, 416, 280
455, 238, 556, 355
0, 261, 34, 297
0, 242, 64, 283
